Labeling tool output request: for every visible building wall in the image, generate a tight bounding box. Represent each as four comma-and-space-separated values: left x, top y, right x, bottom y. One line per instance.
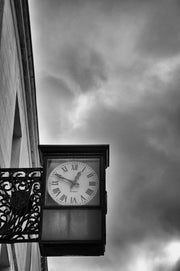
0, 0, 44, 270
0, 0, 31, 168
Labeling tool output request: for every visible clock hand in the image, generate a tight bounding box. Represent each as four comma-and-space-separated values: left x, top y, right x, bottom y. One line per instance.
71, 171, 82, 188
54, 173, 77, 185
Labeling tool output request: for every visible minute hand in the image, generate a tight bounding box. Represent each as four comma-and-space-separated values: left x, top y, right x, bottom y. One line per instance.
55, 173, 74, 185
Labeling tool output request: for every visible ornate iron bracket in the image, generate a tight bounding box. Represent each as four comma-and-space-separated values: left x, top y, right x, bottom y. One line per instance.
0, 168, 43, 243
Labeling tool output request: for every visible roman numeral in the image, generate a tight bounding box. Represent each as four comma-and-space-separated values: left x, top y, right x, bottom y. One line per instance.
53, 187, 61, 197
81, 195, 87, 202
89, 181, 96, 186
82, 166, 86, 172
62, 166, 68, 172
72, 164, 78, 170
87, 172, 94, 178
70, 197, 77, 204
86, 188, 94, 196
52, 180, 58, 185
59, 194, 67, 203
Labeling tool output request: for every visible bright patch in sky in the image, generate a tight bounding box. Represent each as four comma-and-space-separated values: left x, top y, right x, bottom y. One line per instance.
126, 240, 180, 271
165, 240, 180, 264
148, 55, 180, 83
68, 93, 95, 129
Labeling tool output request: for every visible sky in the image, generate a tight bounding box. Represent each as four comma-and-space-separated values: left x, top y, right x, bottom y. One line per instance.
29, 0, 180, 270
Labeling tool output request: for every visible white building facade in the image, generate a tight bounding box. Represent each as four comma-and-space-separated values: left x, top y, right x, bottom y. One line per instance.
0, 0, 47, 270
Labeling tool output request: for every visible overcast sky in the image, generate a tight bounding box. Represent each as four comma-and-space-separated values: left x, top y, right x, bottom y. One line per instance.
29, 0, 180, 270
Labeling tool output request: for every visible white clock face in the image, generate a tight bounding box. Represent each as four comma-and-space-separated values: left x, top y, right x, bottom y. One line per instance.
47, 161, 99, 205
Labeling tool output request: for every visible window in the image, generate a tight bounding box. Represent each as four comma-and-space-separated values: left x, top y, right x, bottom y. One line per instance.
10, 98, 22, 167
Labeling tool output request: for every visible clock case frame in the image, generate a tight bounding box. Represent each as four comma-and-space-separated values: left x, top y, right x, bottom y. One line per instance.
39, 144, 109, 256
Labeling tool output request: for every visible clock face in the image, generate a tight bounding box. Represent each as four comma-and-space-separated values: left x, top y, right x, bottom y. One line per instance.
47, 160, 99, 206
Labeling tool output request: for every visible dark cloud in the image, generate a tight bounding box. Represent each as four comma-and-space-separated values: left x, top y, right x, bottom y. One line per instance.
61, 44, 107, 92
40, 73, 73, 99
137, 0, 180, 58
173, 260, 180, 271
154, 260, 180, 271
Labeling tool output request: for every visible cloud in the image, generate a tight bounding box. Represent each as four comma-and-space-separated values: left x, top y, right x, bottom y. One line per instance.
60, 44, 107, 92
29, 0, 180, 270
137, 0, 180, 58
36, 73, 74, 142
56, 63, 180, 253
173, 260, 180, 271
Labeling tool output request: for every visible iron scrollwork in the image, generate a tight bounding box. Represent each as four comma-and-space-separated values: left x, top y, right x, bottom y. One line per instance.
0, 168, 43, 242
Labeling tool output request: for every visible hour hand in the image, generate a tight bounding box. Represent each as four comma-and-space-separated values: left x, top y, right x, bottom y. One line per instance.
71, 171, 82, 188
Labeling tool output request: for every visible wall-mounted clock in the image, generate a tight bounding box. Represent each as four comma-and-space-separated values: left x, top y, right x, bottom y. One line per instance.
39, 144, 109, 256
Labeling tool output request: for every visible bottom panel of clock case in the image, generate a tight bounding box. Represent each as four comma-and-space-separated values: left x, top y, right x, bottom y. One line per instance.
41, 209, 102, 241
39, 242, 105, 256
